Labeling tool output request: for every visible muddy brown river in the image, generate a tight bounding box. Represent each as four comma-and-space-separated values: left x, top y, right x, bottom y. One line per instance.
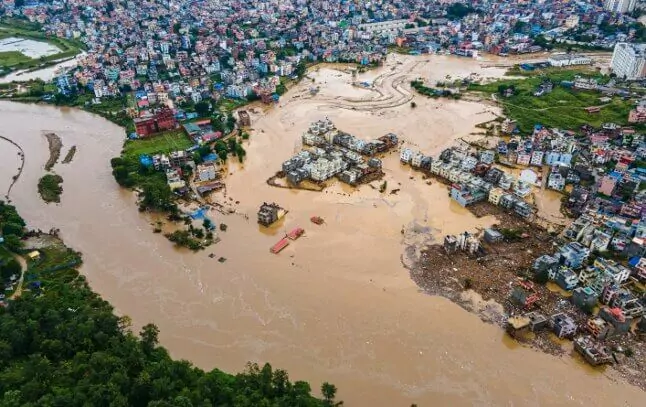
1, 55, 644, 406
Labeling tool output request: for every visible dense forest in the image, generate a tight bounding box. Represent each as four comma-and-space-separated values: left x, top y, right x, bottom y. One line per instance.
0, 201, 338, 406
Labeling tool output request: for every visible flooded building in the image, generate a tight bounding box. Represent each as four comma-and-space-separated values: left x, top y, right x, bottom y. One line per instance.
257, 202, 286, 226
551, 313, 578, 338
574, 336, 613, 366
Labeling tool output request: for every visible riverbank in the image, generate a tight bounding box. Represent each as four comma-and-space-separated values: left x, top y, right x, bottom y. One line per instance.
1, 53, 646, 406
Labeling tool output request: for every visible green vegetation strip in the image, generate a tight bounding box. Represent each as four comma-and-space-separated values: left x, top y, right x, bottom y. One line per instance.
0, 51, 31, 67
0, 201, 336, 406
468, 69, 639, 133
37, 174, 63, 203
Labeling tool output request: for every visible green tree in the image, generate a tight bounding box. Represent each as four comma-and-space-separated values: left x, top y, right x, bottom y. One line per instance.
0, 259, 21, 281
140, 323, 160, 353
321, 382, 339, 406
194, 101, 211, 117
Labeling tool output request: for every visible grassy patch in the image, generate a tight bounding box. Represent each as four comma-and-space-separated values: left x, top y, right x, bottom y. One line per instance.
0, 50, 31, 67
468, 69, 636, 132
37, 173, 63, 203
122, 130, 193, 158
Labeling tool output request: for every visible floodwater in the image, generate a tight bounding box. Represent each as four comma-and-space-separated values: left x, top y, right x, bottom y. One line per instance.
1, 54, 645, 406
0, 37, 61, 58
0, 54, 82, 84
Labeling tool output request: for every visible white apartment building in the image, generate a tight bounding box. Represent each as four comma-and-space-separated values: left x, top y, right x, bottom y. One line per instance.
604, 0, 637, 13
548, 54, 591, 67
611, 43, 646, 80
358, 19, 408, 34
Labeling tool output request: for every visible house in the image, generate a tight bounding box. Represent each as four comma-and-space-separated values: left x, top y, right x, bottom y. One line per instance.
237, 110, 251, 127
450, 184, 487, 207
514, 201, 533, 218
548, 172, 565, 191
551, 313, 578, 338
509, 280, 540, 308
488, 187, 505, 205
593, 258, 631, 286
586, 317, 612, 340
599, 307, 632, 335
574, 336, 612, 366
598, 172, 621, 196
480, 150, 495, 164
552, 267, 579, 291
165, 168, 185, 191
257, 202, 285, 226
513, 180, 532, 198
197, 163, 219, 182
533, 255, 559, 281
516, 152, 531, 166
558, 242, 590, 269
530, 150, 544, 166
400, 148, 413, 164
571, 287, 597, 313
506, 312, 548, 337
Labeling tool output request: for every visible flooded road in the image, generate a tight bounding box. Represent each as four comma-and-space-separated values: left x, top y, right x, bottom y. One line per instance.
1, 54, 644, 406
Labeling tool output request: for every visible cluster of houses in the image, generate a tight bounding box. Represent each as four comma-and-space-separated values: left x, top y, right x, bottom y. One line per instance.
143, 148, 222, 195
400, 145, 535, 219
280, 119, 396, 186
9, 0, 646, 131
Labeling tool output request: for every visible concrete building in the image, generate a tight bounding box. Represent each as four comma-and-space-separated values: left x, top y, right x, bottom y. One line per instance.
574, 336, 613, 366
400, 148, 413, 164
603, 0, 637, 14
548, 172, 565, 191
572, 287, 598, 313
559, 242, 591, 269
488, 187, 505, 206
586, 317, 612, 340
548, 54, 591, 67
599, 307, 632, 335
551, 313, 578, 338
197, 163, 218, 182
551, 266, 580, 291
610, 43, 646, 80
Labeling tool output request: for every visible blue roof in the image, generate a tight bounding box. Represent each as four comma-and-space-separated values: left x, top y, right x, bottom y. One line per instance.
629, 257, 641, 267
140, 155, 153, 167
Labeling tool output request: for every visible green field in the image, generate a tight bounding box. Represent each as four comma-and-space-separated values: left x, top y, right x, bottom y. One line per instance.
0, 50, 31, 67
122, 130, 194, 158
0, 18, 83, 74
468, 69, 637, 133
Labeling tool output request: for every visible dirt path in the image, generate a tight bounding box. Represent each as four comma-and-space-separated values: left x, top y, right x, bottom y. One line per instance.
9, 254, 27, 300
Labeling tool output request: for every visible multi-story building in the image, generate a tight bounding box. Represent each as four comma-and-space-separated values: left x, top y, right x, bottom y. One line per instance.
559, 242, 591, 269
610, 42, 646, 80
603, 0, 637, 14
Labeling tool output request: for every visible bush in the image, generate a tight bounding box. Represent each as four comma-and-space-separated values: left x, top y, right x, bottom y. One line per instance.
37, 174, 63, 203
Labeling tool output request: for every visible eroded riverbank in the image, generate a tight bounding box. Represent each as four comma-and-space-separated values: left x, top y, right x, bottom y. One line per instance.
1, 54, 645, 406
